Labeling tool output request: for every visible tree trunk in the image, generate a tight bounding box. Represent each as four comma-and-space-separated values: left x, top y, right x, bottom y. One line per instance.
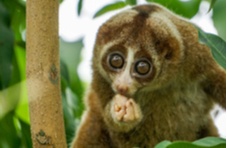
26, 0, 67, 147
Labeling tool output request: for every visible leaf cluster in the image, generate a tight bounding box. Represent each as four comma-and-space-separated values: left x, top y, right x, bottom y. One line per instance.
155, 137, 226, 148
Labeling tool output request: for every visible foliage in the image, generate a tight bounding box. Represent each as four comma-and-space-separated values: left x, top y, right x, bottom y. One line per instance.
155, 137, 226, 148
198, 28, 226, 69
59, 38, 85, 144
94, 1, 127, 18
147, 0, 201, 18
93, 0, 201, 19
0, 0, 225, 147
77, 0, 83, 16
212, 0, 226, 40
0, 0, 28, 147
91, 0, 226, 40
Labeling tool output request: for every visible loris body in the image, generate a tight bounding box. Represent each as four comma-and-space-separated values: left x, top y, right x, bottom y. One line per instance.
71, 3, 226, 148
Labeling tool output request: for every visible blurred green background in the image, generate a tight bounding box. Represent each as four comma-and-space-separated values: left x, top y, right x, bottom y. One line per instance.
0, 0, 225, 147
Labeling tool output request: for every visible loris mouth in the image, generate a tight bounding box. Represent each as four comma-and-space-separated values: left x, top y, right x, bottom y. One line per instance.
113, 88, 135, 99
118, 93, 132, 99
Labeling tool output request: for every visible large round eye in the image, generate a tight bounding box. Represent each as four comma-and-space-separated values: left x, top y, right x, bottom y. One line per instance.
135, 60, 151, 75
109, 53, 124, 69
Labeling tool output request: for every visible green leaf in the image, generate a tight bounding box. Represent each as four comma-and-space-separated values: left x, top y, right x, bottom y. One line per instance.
0, 0, 26, 89
208, 0, 217, 12
62, 94, 77, 145
15, 81, 29, 124
14, 45, 26, 80
193, 137, 226, 147
77, 0, 83, 16
0, 112, 20, 148
146, 0, 201, 18
18, 118, 32, 148
0, 3, 14, 89
155, 140, 171, 148
212, 0, 226, 40
60, 60, 70, 86
125, 0, 137, 5
60, 38, 84, 99
0, 82, 22, 119
198, 28, 226, 69
167, 141, 203, 148
1, 0, 26, 43
93, 1, 127, 18
155, 137, 226, 148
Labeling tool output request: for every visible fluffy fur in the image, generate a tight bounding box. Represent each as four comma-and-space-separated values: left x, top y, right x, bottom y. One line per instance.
71, 3, 226, 148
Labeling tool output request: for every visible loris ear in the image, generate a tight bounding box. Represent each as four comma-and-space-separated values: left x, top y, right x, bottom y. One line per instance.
202, 65, 226, 109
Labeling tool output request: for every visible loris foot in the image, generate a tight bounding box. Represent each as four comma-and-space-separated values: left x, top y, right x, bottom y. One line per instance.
111, 94, 143, 123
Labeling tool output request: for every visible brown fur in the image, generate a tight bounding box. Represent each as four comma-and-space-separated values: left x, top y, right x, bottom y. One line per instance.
71, 3, 226, 148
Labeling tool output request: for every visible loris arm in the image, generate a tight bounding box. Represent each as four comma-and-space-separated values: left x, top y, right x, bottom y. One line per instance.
70, 111, 112, 148
203, 65, 226, 109
70, 91, 112, 148
70, 91, 143, 148
183, 37, 226, 110
103, 94, 143, 132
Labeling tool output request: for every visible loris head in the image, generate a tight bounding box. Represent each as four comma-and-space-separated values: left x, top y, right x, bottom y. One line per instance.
93, 4, 187, 98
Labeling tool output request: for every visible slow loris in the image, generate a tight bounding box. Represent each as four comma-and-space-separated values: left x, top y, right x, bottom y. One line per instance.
71, 3, 226, 148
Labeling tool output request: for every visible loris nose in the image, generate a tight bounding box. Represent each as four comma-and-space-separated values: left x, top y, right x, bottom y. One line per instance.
116, 85, 129, 96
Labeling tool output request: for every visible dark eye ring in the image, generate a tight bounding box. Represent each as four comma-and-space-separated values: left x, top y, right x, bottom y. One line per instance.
134, 59, 152, 76
108, 52, 124, 70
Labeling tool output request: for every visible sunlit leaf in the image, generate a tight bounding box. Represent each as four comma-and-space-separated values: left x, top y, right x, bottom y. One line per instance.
146, 0, 201, 18
155, 140, 171, 148
198, 28, 226, 69
212, 0, 226, 40
15, 46, 26, 79
0, 82, 22, 119
193, 137, 226, 147
167, 141, 202, 148
93, 1, 127, 18
125, 0, 136, 5
15, 81, 29, 124
155, 137, 226, 148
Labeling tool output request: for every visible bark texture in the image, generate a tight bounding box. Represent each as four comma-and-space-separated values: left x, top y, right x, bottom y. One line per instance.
26, 0, 67, 147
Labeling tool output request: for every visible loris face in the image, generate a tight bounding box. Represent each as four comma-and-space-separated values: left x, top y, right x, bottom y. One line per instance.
100, 44, 155, 97
94, 5, 184, 98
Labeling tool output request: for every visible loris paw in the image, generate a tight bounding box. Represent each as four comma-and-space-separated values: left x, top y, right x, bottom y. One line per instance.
111, 94, 142, 123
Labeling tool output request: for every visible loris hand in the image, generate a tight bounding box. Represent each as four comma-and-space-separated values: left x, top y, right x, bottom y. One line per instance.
111, 94, 143, 124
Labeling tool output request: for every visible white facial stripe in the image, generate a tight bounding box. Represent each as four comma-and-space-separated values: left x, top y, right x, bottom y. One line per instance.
125, 48, 134, 73
117, 48, 134, 84
111, 48, 135, 92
